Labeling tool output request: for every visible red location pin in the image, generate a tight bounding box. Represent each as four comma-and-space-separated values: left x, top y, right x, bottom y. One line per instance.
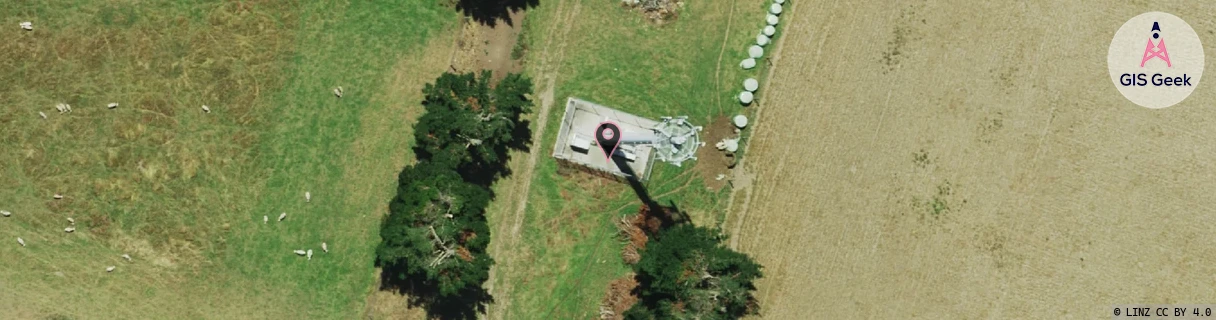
595, 121, 622, 163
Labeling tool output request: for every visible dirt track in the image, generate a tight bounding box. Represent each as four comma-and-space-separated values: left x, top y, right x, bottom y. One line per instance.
730, 1, 1216, 318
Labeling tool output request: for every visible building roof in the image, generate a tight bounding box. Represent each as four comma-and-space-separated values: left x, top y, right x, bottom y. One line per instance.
552, 97, 658, 181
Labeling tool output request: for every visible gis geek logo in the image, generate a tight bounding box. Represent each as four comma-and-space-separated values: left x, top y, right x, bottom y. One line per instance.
1123, 21, 1189, 86
1108, 12, 1204, 109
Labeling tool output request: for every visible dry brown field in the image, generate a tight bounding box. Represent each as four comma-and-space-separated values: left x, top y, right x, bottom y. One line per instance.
730, 1, 1216, 318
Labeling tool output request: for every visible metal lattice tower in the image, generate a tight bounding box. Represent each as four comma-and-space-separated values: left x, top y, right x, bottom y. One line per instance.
620, 116, 702, 167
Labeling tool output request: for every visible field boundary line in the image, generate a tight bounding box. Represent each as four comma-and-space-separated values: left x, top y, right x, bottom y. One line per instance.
726, 0, 798, 250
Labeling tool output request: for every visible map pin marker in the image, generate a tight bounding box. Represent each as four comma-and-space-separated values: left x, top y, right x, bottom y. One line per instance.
595, 121, 622, 163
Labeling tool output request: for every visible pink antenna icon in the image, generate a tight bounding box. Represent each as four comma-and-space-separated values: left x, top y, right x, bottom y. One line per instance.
1141, 22, 1171, 67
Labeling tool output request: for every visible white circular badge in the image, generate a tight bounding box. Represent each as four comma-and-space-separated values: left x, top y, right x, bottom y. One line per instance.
1108, 12, 1204, 109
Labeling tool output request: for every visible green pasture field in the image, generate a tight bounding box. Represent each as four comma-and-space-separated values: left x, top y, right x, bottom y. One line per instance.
0, 1, 456, 319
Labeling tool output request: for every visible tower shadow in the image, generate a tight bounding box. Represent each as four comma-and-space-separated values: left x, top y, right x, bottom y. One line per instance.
611, 156, 689, 226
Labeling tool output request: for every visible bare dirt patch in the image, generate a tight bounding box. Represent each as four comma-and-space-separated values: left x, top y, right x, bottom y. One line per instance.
620, 0, 684, 24
730, 1, 1216, 319
694, 115, 737, 191
451, 10, 526, 81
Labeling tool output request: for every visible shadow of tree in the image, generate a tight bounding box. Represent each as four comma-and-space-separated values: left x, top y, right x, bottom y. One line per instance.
455, 0, 539, 27
378, 264, 495, 320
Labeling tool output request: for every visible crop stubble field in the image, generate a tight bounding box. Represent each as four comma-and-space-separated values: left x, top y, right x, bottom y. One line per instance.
732, 1, 1216, 319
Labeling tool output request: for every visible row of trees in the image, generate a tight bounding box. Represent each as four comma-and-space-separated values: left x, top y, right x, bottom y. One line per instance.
376, 71, 533, 318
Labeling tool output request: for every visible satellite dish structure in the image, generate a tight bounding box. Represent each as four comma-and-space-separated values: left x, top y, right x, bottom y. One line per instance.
619, 116, 702, 167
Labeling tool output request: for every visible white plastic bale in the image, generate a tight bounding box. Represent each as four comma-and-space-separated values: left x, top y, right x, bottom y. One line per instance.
724, 139, 739, 152
767, 14, 779, 26
770, 3, 783, 15
764, 25, 776, 37
740, 58, 757, 69
733, 115, 749, 128
774, 0, 785, 4
739, 91, 754, 105
743, 78, 759, 92
756, 34, 770, 46
748, 45, 764, 58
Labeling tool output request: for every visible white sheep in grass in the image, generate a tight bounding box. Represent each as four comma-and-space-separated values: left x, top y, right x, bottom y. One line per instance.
39, 112, 47, 119
67, 217, 74, 224
294, 250, 306, 256
106, 266, 116, 272
201, 105, 211, 113
307, 249, 313, 261
55, 103, 71, 113
64, 227, 75, 233
53, 194, 63, 199
278, 212, 287, 222
1, 210, 10, 217
321, 242, 328, 253
17, 237, 25, 247
107, 102, 118, 109
121, 254, 132, 262
305, 191, 311, 203
263, 215, 268, 224
333, 87, 343, 98
20, 22, 32, 31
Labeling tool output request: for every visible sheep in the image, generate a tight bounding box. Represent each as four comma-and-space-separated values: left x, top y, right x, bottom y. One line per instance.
278, 212, 286, 222
305, 191, 311, 203
64, 226, 75, 233
106, 266, 116, 272
107, 102, 118, 109
17, 237, 25, 247
321, 242, 328, 253
201, 105, 211, 113
53, 194, 63, 199
444, 213, 454, 219
307, 249, 313, 261
55, 103, 71, 113
1, 210, 11, 217
55, 104, 65, 113
67, 217, 75, 224
39, 111, 47, 119
333, 86, 343, 98
20, 21, 33, 31
121, 254, 132, 262
293, 250, 306, 256
263, 215, 268, 224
